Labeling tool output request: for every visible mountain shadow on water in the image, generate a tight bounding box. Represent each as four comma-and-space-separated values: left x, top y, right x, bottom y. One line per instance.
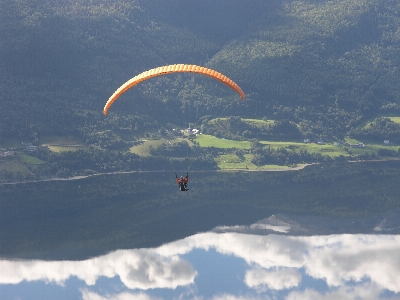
1, 161, 400, 260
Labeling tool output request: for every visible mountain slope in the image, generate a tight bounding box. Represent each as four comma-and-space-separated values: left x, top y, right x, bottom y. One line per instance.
1, 0, 399, 140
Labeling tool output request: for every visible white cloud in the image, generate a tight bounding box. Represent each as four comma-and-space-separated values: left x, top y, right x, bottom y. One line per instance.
81, 289, 161, 300
1, 232, 400, 295
286, 282, 400, 300
157, 232, 400, 293
0, 249, 196, 290
301, 235, 400, 292
245, 268, 301, 291
156, 233, 306, 269
212, 294, 268, 300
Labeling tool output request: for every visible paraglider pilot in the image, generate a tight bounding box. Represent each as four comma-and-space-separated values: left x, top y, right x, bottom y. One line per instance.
175, 172, 189, 191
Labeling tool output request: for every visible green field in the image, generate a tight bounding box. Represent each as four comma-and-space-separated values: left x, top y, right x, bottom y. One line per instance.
0, 153, 44, 181
215, 153, 253, 169
0, 152, 44, 180
19, 154, 45, 164
264, 140, 399, 157
196, 135, 399, 157
195, 134, 251, 149
390, 117, 400, 124
344, 137, 360, 144
48, 145, 84, 152
215, 153, 292, 170
130, 138, 193, 156
0, 161, 31, 174
242, 118, 275, 126
40, 135, 85, 152
363, 116, 400, 129
195, 134, 400, 169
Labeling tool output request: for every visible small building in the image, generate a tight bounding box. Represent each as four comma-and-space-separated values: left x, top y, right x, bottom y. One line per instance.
186, 128, 200, 136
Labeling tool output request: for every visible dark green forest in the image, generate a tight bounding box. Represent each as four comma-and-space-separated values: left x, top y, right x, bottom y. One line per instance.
1, 1, 400, 261
1, 0, 400, 179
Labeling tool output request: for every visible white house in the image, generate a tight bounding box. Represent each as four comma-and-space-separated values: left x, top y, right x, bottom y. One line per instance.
186, 128, 200, 135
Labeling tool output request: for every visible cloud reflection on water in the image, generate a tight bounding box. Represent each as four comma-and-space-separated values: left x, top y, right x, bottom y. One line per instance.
81, 289, 161, 300
1, 233, 399, 299
245, 268, 302, 291
286, 282, 396, 300
155, 233, 400, 293
0, 249, 196, 290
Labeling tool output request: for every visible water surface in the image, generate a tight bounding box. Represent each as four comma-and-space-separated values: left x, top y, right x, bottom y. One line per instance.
1, 165, 400, 299
1, 214, 400, 299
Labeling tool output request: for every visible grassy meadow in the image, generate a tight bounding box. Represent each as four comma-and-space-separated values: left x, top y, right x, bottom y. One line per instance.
47, 145, 84, 152
1, 117, 399, 177
19, 154, 44, 164
215, 153, 292, 170
0, 161, 31, 175
195, 134, 399, 169
40, 135, 85, 153
242, 118, 275, 125
197, 135, 398, 156
195, 134, 251, 149
130, 138, 194, 156
390, 117, 400, 124
363, 116, 400, 129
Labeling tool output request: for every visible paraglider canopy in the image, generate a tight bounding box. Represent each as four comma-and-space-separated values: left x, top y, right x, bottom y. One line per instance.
103, 64, 245, 115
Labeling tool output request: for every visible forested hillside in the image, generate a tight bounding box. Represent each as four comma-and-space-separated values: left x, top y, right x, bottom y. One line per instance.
1, 0, 400, 180
1, 0, 400, 138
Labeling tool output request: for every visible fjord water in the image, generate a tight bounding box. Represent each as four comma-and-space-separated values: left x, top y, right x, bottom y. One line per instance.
1, 230, 400, 299
1, 163, 400, 299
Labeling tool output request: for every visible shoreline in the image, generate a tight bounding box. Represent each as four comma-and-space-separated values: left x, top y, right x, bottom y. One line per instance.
0, 164, 311, 186
2, 158, 399, 185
